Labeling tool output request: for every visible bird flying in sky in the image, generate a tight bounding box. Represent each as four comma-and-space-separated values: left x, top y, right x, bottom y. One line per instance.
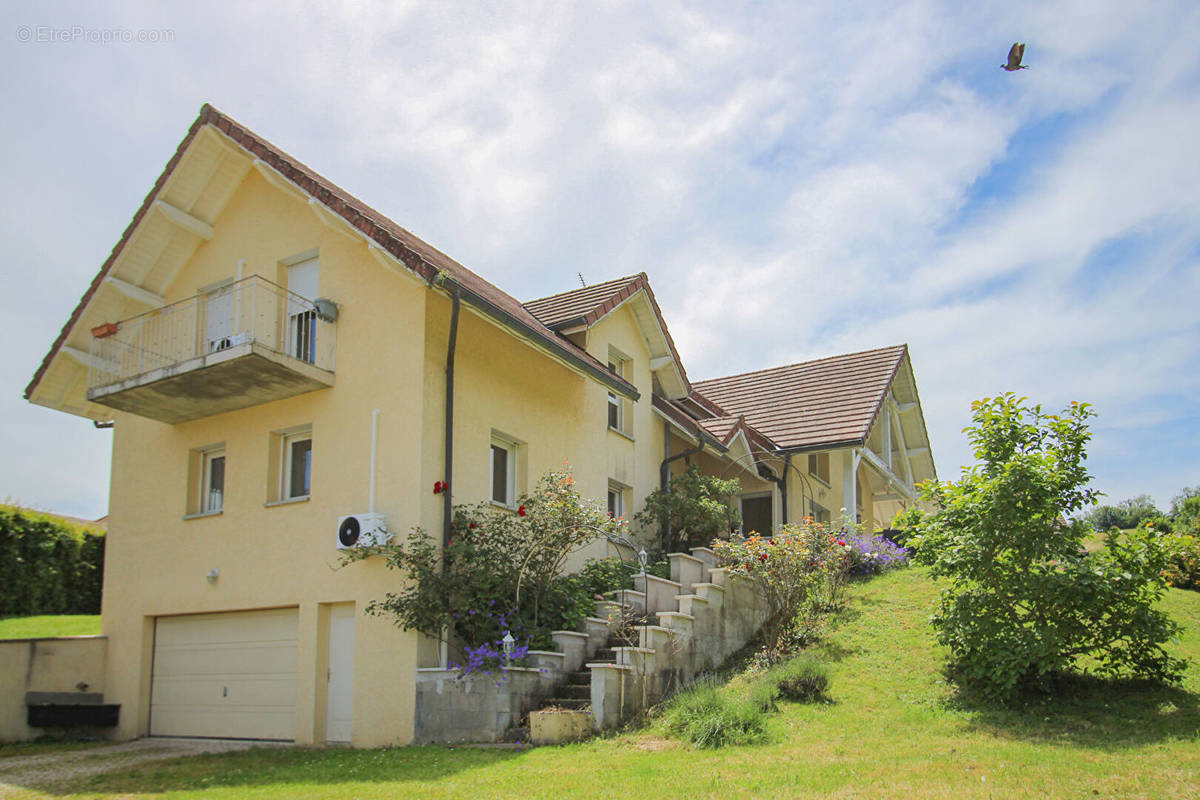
1003, 42, 1029, 71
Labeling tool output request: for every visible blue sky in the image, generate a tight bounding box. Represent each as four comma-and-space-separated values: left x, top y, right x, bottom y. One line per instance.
2, 0, 1197, 520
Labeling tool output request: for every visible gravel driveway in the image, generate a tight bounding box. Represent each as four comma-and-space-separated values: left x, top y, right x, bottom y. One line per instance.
0, 738, 269, 796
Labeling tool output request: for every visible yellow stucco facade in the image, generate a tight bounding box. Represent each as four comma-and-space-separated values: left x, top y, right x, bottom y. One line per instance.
95, 165, 722, 746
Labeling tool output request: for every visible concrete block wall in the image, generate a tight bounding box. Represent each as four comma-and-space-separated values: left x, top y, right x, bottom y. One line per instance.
0, 636, 108, 743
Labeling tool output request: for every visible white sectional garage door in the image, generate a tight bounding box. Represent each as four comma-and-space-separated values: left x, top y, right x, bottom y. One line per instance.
150, 607, 298, 740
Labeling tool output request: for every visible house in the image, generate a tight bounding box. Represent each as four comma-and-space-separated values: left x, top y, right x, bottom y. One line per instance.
24, 104, 934, 747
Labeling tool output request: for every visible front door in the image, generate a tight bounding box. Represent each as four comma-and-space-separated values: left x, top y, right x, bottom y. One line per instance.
741, 494, 774, 537
325, 604, 355, 743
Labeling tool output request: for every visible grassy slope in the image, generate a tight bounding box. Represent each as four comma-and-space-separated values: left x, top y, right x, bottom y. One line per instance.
0, 616, 101, 639
9, 569, 1200, 800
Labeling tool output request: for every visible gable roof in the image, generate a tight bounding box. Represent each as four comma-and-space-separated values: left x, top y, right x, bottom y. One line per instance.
692, 345, 909, 452
523, 275, 643, 329
25, 104, 637, 416
524, 273, 691, 399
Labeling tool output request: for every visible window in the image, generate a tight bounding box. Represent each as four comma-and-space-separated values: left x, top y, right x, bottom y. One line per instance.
607, 390, 621, 430
186, 443, 225, 517
274, 427, 312, 502
490, 434, 518, 507
607, 481, 628, 519
808, 452, 831, 485
202, 449, 226, 513
607, 348, 630, 434
809, 500, 830, 525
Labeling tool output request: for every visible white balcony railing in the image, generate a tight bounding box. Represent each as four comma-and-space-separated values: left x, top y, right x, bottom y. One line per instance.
88, 275, 335, 390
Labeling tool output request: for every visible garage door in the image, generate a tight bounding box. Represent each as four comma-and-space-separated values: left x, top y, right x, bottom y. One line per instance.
150, 607, 298, 740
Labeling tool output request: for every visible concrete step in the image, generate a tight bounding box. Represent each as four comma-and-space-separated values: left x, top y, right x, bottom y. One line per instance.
540, 698, 590, 711
566, 670, 593, 683
555, 684, 591, 700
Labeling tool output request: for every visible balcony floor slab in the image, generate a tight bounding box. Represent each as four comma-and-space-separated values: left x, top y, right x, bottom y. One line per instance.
87, 342, 334, 424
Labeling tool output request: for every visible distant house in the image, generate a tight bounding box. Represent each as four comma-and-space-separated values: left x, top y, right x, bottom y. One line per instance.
24, 105, 934, 746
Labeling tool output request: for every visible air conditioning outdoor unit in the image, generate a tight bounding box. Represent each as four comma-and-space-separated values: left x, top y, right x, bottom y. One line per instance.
336, 513, 390, 549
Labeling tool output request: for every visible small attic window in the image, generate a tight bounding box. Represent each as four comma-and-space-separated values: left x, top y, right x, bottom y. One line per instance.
607, 347, 631, 435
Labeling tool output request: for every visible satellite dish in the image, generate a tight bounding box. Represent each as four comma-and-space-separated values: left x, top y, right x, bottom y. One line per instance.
314, 297, 339, 322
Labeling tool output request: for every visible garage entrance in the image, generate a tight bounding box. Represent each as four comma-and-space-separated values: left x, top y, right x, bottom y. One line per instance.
150, 607, 298, 740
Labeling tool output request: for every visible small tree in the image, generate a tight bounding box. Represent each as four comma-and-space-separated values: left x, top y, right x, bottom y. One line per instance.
635, 465, 740, 551
914, 394, 1186, 700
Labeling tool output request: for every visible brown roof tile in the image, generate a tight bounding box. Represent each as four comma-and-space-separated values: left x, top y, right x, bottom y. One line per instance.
524, 273, 692, 394
523, 275, 644, 329
693, 345, 908, 451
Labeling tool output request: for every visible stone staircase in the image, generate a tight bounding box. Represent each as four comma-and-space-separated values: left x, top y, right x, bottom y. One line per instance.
413, 545, 768, 744
529, 544, 769, 735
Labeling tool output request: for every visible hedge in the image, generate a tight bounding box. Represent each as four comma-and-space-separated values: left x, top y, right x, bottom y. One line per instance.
0, 505, 106, 616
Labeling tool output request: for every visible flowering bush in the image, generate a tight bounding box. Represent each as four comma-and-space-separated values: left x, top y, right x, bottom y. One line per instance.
346, 468, 628, 673
840, 530, 910, 575
713, 520, 854, 653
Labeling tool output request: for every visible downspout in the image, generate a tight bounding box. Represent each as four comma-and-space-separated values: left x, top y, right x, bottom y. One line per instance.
660, 422, 705, 546
778, 452, 790, 526
442, 287, 461, 552
439, 288, 461, 670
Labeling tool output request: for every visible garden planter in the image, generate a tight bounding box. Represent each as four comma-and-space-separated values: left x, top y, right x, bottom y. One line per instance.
529, 709, 591, 745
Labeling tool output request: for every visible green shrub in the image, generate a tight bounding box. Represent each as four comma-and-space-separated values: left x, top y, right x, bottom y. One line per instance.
1161, 533, 1200, 591
635, 465, 741, 551
770, 654, 830, 702
0, 506, 105, 616
1171, 492, 1200, 537
915, 395, 1185, 701
745, 677, 781, 712
887, 506, 925, 549
662, 680, 768, 748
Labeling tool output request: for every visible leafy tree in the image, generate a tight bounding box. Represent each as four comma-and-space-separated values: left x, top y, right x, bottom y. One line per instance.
1171, 488, 1200, 536
914, 394, 1185, 700
1086, 494, 1162, 531
635, 465, 740, 550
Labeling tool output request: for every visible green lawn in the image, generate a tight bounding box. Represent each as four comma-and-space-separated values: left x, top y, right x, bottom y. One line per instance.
0, 616, 101, 639
7, 570, 1200, 799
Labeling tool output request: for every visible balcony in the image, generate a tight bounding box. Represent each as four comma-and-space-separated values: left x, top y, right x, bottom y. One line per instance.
87, 275, 336, 424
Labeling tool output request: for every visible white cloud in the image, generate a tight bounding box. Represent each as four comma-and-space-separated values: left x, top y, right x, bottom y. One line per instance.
2, 0, 1198, 515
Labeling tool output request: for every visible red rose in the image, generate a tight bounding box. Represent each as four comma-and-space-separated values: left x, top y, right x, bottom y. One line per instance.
517, 505, 527, 517
468, 522, 476, 529
433, 481, 445, 494
759, 552, 768, 561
